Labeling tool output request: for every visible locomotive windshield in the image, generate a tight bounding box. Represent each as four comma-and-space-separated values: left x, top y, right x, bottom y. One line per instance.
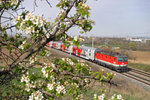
117, 57, 128, 62
124, 57, 128, 61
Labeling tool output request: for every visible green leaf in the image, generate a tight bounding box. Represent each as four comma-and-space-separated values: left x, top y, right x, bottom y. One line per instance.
2, 91, 7, 97
61, 23, 66, 29
80, 31, 84, 34
99, 76, 103, 81
93, 72, 99, 75
95, 74, 99, 78
40, 49, 46, 56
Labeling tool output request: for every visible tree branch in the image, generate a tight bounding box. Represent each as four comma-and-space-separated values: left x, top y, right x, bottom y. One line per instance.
39, 89, 55, 98
45, 0, 52, 8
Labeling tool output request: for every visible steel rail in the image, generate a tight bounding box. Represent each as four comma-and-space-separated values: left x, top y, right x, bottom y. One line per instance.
130, 68, 150, 78
122, 73, 150, 86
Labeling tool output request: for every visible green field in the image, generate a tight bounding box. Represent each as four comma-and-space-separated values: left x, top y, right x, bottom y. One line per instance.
128, 62, 150, 73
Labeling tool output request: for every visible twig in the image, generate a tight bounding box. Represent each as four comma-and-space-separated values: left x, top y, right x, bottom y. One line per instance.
39, 89, 55, 98
45, 0, 52, 8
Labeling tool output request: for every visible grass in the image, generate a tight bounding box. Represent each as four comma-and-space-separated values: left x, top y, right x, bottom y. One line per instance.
128, 62, 150, 72
110, 91, 141, 100
83, 87, 141, 100
0, 66, 6, 69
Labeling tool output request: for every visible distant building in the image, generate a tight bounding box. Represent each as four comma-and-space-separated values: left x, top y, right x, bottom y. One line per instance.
112, 46, 120, 50
126, 37, 150, 43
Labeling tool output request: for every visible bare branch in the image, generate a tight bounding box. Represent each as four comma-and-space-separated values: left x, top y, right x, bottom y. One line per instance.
34, 0, 38, 7
64, 0, 78, 18
45, 0, 52, 8
39, 89, 55, 98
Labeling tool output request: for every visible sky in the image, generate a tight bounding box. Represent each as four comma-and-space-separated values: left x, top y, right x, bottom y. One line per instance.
22, 0, 150, 37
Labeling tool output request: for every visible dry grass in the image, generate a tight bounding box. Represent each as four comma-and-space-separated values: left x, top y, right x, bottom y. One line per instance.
110, 78, 150, 100
125, 50, 150, 65
82, 77, 150, 100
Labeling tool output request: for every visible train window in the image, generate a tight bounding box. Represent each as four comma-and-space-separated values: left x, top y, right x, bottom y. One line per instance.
117, 57, 123, 62
89, 53, 91, 56
123, 57, 128, 61
114, 58, 116, 61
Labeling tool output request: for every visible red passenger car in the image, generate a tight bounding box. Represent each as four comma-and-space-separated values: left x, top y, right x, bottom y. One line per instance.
60, 44, 66, 51
52, 42, 56, 48
72, 46, 82, 56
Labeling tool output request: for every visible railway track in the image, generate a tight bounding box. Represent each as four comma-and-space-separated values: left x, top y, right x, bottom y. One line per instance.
122, 68, 150, 86
130, 68, 150, 78
122, 72, 150, 86
48, 47, 150, 87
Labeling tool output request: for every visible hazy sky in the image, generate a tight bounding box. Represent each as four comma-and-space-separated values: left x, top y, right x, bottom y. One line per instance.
23, 0, 150, 37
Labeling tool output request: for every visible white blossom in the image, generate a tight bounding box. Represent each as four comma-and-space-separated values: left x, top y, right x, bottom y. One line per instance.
51, 63, 55, 68
111, 94, 116, 100
56, 85, 66, 94
80, 3, 90, 9
79, 27, 82, 30
62, 58, 65, 61
14, 12, 46, 36
111, 94, 123, 100
84, 78, 89, 83
74, 36, 78, 41
29, 57, 37, 65
47, 83, 54, 90
41, 67, 48, 78
11, 0, 19, 5
41, 63, 55, 78
69, 61, 74, 66
79, 37, 84, 41
21, 74, 30, 83
25, 83, 35, 92
47, 82, 55, 91
14, 15, 21, 24
64, 81, 69, 86
94, 94, 97, 99
25, 13, 33, 21
50, 76, 55, 81
18, 45, 24, 50
81, 63, 84, 66
44, 63, 47, 66
98, 94, 105, 100
117, 94, 123, 100
21, 73, 36, 92
76, 94, 83, 100
66, 58, 69, 61
18, 40, 26, 50
72, 83, 79, 88
29, 90, 43, 100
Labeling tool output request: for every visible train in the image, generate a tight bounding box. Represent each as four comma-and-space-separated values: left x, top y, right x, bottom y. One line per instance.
47, 41, 128, 72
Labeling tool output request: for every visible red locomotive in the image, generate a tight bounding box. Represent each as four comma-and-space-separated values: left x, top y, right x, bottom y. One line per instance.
95, 51, 128, 72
